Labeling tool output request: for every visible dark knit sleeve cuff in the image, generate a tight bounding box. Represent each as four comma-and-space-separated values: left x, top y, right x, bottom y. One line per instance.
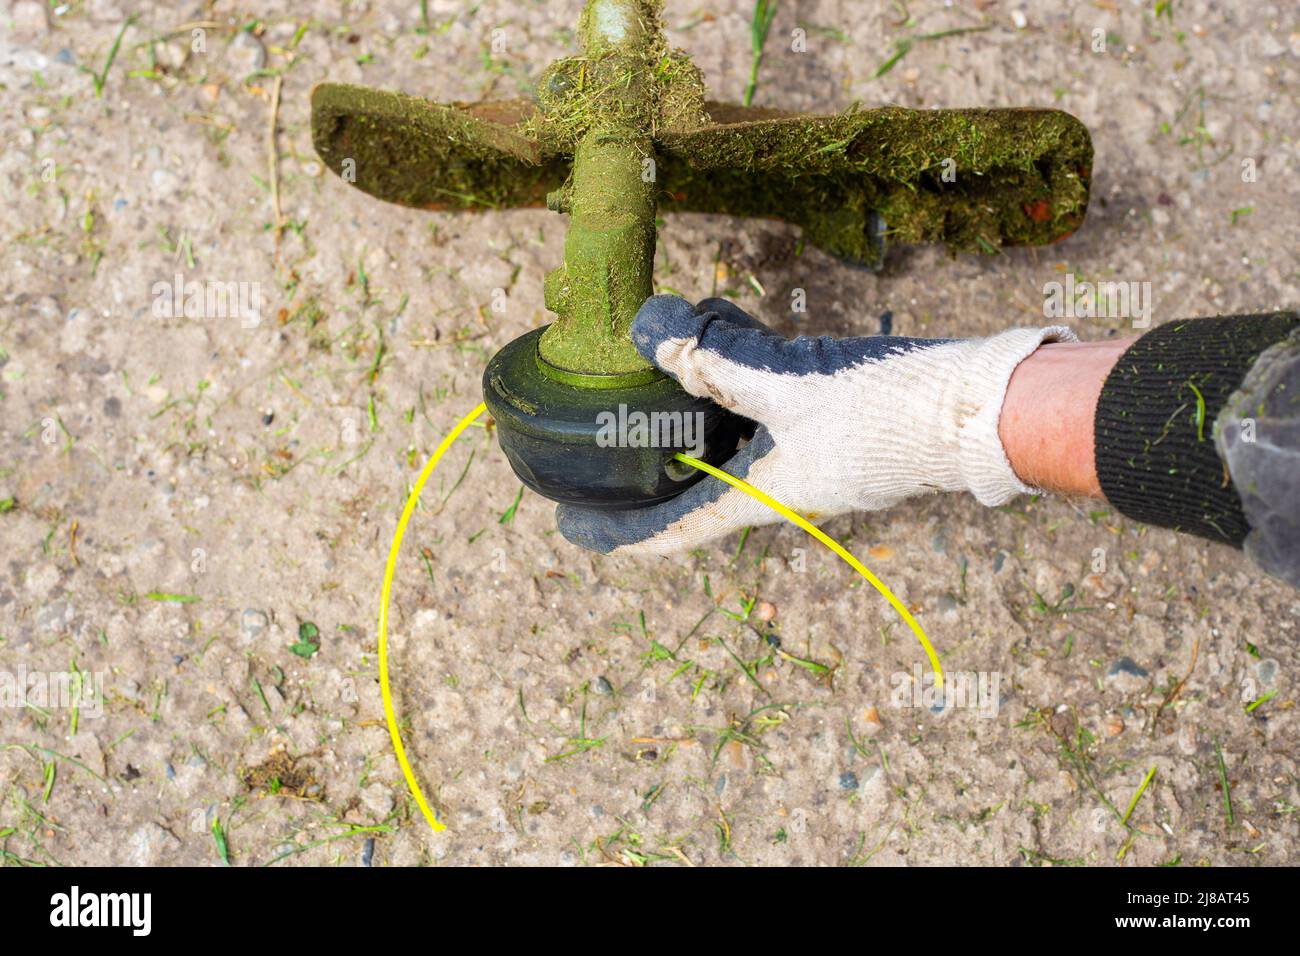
1093, 312, 1300, 545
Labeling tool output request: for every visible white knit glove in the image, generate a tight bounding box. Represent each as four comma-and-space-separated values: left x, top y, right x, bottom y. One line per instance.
556, 295, 1075, 555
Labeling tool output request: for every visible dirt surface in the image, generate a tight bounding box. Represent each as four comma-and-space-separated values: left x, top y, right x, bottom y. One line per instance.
2, 0, 1297, 867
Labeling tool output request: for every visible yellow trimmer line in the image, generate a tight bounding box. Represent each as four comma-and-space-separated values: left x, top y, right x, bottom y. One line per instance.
378, 405, 944, 836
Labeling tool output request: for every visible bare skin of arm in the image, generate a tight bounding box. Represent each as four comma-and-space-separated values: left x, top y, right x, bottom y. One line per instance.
998, 337, 1134, 499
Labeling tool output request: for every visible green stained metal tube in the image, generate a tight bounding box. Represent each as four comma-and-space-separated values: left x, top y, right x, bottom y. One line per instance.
539, 134, 657, 378
537, 0, 663, 382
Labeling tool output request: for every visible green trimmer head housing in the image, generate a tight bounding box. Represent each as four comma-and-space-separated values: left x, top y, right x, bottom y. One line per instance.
311, 0, 1092, 508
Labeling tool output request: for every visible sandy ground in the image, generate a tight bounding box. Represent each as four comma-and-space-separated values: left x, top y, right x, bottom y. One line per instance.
1, 0, 1297, 867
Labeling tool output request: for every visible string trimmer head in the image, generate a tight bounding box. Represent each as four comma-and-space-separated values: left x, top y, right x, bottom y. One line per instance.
312, 0, 1092, 508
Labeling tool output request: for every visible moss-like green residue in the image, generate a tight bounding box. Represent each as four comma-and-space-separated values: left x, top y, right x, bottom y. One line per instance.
311, 0, 1094, 376
310, 84, 566, 210
658, 105, 1091, 265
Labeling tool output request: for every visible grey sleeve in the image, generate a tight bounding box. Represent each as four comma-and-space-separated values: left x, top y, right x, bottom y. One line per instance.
1216, 328, 1300, 589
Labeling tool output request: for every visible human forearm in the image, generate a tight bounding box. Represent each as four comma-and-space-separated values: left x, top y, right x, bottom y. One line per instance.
997, 313, 1300, 587
998, 337, 1132, 499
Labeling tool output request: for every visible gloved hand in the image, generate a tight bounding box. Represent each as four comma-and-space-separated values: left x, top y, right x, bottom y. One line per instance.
556, 294, 1074, 556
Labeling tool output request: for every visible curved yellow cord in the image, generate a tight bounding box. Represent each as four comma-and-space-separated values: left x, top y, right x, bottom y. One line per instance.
378, 402, 487, 835
380, 405, 943, 839
673, 453, 944, 690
